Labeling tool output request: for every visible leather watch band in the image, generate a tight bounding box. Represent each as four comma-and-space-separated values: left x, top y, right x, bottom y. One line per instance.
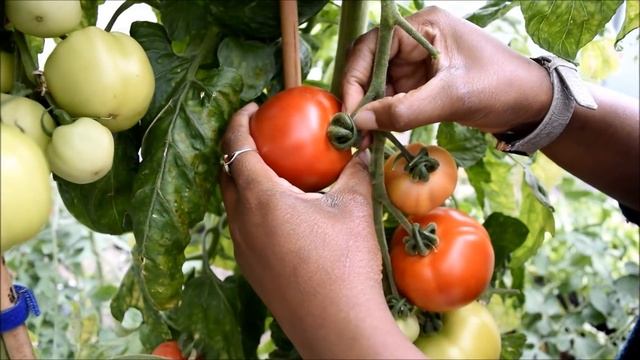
495, 56, 597, 156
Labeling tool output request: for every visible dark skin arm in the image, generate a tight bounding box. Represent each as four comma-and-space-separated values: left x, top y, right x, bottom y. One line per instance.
343, 6, 639, 210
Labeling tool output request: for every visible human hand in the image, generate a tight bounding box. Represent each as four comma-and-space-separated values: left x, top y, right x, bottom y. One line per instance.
220, 103, 423, 359
342, 6, 552, 135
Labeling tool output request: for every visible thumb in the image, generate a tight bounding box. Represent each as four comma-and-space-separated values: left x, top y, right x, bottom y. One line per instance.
353, 77, 452, 131
327, 151, 372, 203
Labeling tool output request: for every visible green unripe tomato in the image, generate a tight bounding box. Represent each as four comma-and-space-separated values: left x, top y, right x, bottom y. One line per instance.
1, 52, 15, 92
44, 27, 155, 132
5, 0, 82, 38
414, 302, 501, 359
1, 124, 52, 250
47, 117, 114, 184
1, 93, 56, 152
394, 313, 420, 343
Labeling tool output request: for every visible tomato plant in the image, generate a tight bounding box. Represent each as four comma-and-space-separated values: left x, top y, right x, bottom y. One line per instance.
1, 124, 51, 250
384, 143, 457, 216
250, 85, 351, 192
152, 341, 185, 360
0, 1, 636, 359
5, 0, 82, 38
391, 207, 494, 312
47, 117, 114, 184
0, 93, 56, 152
44, 26, 154, 132
414, 302, 501, 359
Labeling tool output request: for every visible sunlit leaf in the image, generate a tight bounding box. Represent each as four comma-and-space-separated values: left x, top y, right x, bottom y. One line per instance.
465, 0, 517, 28
436, 123, 487, 168
520, 0, 623, 60
616, 0, 639, 45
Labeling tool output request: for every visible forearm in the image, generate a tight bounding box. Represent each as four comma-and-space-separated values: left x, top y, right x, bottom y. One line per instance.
542, 85, 639, 210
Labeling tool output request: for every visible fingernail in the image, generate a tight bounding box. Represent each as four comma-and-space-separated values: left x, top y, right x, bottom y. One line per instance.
354, 110, 376, 130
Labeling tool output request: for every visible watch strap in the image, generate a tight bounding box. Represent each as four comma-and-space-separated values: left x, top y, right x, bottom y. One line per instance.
496, 56, 597, 155
0, 284, 40, 333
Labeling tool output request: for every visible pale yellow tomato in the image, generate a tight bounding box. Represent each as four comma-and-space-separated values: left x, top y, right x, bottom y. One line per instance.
1, 124, 52, 250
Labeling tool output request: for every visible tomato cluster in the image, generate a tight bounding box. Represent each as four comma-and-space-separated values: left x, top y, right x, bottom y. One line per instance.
1, 0, 154, 250
382, 141, 498, 356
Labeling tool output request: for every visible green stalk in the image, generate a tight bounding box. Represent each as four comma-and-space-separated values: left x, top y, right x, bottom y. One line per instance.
331, 1, 369, 97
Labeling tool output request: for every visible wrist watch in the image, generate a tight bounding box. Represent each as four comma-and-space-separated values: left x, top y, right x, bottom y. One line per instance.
495, 55, 598, 156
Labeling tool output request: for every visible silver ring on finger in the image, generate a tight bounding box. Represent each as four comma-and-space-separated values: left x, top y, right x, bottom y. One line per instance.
222, 148, 256, 175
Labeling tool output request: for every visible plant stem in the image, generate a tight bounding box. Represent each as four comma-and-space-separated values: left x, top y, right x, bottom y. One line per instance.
105, 0, 136, 32
391, 9, 439, 59
383, 132, 414, 162
331, 1, 369, 97
371, 133, 397, 297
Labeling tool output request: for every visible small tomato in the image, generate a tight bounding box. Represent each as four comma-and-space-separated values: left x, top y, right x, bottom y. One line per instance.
384, 143, 457, 216
47, 117, 114, 184
414, 302, 501, 359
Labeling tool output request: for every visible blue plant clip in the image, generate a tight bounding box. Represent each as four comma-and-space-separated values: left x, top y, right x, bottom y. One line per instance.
0, 284, 40, 333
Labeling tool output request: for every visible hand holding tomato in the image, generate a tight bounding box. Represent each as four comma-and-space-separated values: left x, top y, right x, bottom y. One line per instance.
220, 103, 423, 359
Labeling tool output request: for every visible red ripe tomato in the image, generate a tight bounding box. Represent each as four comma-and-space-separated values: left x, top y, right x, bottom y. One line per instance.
152, 341, 185, 360
250, 86, 352, 192
384, 143, 457, 216
391, 207, 494, 312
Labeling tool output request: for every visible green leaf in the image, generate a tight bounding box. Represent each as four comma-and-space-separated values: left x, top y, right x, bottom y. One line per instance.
520, 0, 623, 60
466, 153, 518, 216
483, 213, 529, 274
510, 179, 555, 268
269, 319, 300, 359
224, 275, 268, 358
209, 0, 329, 40
129, 22, 242, 310
57, 129, 140, 235
616, 0, 639, 45
409, 124, 436, 145
218, 37, 277, 101
155, 0, 212, 42
130, 22, 192, 129
111, 355, 166, 360
174, 273, 244, 359
111, 267, 172, 349
465, 0, 517, 28
436, 122, 487, 168
500, 330, 527, 360
79, 0, 104, 27
523, 167, 554, 211
589, 287, 611, 315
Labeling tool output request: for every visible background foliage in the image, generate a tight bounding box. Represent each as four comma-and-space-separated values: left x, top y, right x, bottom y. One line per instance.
2, 0, 638, 359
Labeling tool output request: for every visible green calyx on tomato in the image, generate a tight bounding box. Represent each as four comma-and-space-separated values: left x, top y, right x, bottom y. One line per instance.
1, 124, 52, 251
385, 143, 457, 216
1, 51, 15, 93
1, 93, 56, 152
152, 340, 186, 360
391, 207, 494, 312
5, 0, 82, 38
44, 26, 155, 132
414, 302, 501, 359
250, 86, 352, 192
47, 117, 114, 184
